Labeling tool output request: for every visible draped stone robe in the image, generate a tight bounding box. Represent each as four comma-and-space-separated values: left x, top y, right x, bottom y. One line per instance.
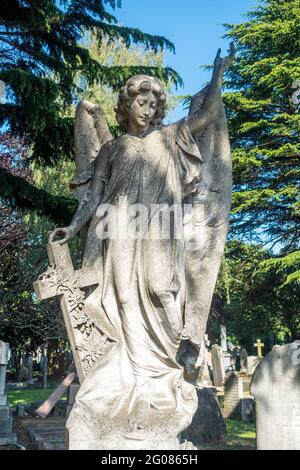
67, 119, 203, 450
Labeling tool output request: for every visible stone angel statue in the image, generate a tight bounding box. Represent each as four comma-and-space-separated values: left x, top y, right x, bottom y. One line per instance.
46, 44, 235, 450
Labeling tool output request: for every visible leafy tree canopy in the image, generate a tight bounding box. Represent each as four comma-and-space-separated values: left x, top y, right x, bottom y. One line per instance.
223, 0, 300, 288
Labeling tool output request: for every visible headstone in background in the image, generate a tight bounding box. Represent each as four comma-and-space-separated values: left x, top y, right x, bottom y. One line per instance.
17, 354, 28, 382
220, 325, 227, 352
223, 352, 232, 372
211, 345, 225, 388
241, 396, 255, 423
0, 341, 9, 405
247, 356, 261, 375
239, 347, 248, 373
27, 354, 34, 385
195, 341, 212, 387
228, 344, 240, 371
0, 340, 17, 445
251, 342, 300, 450
222, 372, 243, 419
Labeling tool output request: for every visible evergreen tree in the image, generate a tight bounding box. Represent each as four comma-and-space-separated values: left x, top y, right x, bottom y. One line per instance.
223, 0, 300, 285
0, 0, 181, 216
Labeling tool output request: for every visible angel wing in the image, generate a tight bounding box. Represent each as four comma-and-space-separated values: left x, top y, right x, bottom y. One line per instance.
70, 100, 113, 256
70, 100, 113, 201
183, 86, 232, 348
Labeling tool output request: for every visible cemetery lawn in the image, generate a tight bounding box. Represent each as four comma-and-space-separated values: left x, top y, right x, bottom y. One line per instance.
202, 419, 256, 450
7, 387, 67, 409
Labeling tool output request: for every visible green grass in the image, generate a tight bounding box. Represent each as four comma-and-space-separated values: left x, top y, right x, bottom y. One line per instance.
201, 419, 256, 450
7, 389, 256, 450
7, 387, 67, 409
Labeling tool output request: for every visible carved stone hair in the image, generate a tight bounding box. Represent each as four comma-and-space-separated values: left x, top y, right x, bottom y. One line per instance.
115, 75, 167, 131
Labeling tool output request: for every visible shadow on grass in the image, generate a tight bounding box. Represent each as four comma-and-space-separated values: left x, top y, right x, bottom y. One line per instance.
199, 419, 256, 450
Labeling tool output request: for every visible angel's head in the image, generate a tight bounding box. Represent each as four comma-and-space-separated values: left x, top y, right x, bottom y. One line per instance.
116, 75, 167, 133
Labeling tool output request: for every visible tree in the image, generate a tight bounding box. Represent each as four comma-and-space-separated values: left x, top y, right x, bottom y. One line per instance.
0, 32, 179, 359
223, 0, 300, 286
210, 241, 300, 352
0, 0, 181, 218
0, 133, 66, 355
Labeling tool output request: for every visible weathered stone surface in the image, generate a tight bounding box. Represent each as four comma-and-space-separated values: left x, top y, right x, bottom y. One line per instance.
241, 396, 255, 423
251, 342, 300, 450
36, 372, 75, 419
211, 345, 225, 387
36, 47, 234, 450
0, 340, 16, 444
239, 347, 248, 373
183, 387, 226, 445
223, 372, 243, 419
247, 355, 261, 375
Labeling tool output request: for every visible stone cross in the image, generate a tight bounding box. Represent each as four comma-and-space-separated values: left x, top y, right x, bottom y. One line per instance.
36, 372, 76, 419
33, 241, 99, 383
254, 339, 264, 358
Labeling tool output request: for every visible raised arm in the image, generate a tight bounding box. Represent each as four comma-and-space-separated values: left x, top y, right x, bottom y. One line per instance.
187, 43, 236, 136
49, 143, 110, 244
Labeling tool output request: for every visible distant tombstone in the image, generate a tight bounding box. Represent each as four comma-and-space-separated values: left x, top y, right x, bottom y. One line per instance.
0, 340, 17, 445
228, 344, 239, 370
251, 342, 300, 450
240, 396, 255, 423
239, 347, 248, 373
211, 345, 225, 387
223, 372, 243, 419
196, 341, 212, 387
220, 325, 227, 352
223, 353, 232, 372
247, 356, 261, 375
27, 354, 34, 384
0, 341, 9, 405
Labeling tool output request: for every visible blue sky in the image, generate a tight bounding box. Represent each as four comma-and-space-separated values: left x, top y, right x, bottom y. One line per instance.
107, 0, 258, 120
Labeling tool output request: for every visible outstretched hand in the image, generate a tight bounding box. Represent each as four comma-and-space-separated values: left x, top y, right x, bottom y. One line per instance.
48, 226, 77, 245
214, 42, 236, 71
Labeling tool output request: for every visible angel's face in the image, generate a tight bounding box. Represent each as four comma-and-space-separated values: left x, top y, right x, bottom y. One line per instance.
127, 92, 157, 134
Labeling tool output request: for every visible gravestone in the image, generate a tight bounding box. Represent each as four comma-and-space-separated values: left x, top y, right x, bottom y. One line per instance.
227, 343, 239, 371
195, 341, 212, 387
223, 353, 232, 372
0, 340, 17, 445
251, 342, 300, 450
220, 325, 227, 352
211, 345, 225, 387
239, 347, 248, 373
241, 396, 255, 423
27, 354, 34, 385
0, 341, 9, 406
222, 372, 243, 419
247, 356, 261, 375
